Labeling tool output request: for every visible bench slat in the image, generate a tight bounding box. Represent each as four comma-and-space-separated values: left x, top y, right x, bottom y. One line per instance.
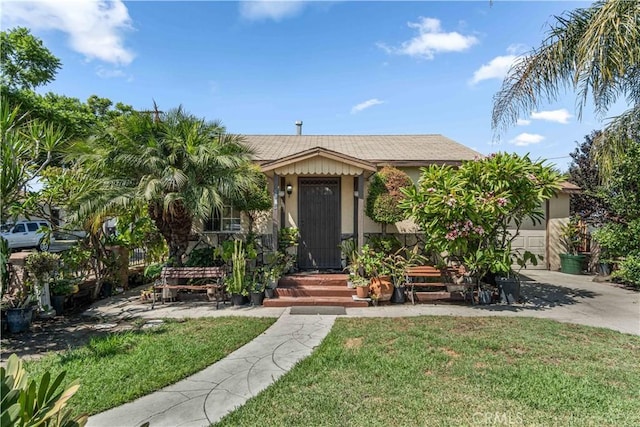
153, 267, 228, 309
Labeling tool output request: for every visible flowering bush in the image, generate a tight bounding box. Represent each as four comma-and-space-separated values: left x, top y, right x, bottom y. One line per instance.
400, 152, 562, 282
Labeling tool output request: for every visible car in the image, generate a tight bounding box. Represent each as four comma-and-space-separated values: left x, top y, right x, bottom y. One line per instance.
0, 220, 54, 251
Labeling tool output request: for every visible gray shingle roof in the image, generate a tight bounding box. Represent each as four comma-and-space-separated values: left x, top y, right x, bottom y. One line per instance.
242, 135, 480, 164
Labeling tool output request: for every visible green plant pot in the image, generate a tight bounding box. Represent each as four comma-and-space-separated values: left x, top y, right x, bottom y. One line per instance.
560, 253, 586, 275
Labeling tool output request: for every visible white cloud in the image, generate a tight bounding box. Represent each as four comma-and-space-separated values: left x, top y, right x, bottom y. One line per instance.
2, 0, 134, 65
530, 109, 572, 124
506, 44, 527, 55
378, 17, 478, 60
469, 44, 528, 85
351, 98, 384, 114
516, 118, 531, 126
239, 1, 306, 22
509, 133, 545, 146
96, 67, 125, 79
469, 55, 518, 85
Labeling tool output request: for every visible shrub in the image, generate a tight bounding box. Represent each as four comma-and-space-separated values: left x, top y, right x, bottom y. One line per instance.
613, 255, 640, 288
401, 153, 562, 281
185, 247, 216, 267
592, 219, 640, 260
366, 166, 413, 233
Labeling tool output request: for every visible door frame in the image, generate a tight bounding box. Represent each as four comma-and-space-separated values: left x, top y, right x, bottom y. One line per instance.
296, 176, 342, 269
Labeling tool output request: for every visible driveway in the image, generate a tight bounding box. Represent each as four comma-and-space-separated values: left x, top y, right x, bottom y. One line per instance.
347, 270, 640, 335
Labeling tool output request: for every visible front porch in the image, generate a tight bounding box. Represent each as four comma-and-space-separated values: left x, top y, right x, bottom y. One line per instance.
260, 147, 376, 270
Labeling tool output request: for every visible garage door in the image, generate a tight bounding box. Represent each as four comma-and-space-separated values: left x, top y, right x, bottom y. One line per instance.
511, 230, 547, 269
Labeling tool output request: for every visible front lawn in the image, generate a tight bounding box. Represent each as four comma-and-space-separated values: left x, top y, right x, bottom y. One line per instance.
24, 317, 275, 417
216, 317, 640, 427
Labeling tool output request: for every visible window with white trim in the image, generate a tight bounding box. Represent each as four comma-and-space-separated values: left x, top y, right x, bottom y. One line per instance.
204, 205, 241, 232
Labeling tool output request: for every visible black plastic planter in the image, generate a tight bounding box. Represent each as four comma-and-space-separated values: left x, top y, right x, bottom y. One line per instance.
391, 286, 406, 304
6, 307, 33, 333
231, 293, 245, 306
496, 277, 520, 304
250, 291, 265, 306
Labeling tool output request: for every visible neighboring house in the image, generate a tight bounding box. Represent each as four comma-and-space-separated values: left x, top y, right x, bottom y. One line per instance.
198, 129, 575, 271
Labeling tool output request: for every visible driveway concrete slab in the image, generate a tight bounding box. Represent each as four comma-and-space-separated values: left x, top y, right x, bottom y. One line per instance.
87, 312, 336, 427
345, 270, 640, 335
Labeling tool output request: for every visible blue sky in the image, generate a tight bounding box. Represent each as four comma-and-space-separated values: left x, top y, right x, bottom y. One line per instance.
2, 0, 624, 172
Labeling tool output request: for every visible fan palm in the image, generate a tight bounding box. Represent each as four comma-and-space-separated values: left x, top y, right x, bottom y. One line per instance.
492, 0, 639, 178
77, 107, 258, 265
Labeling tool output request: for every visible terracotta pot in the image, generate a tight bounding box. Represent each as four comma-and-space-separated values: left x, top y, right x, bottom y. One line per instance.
355, 285, 370, 298
369, 277, 393, 301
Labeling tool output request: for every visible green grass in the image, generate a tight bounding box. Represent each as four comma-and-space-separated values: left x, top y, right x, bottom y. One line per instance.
24, 317, 275, 416
216, 317, 640, 427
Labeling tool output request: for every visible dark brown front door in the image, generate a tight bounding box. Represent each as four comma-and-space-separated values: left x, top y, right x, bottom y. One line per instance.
298, 178, 341, 269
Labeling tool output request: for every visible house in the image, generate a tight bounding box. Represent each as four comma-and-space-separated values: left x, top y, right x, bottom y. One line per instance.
198, 127, 575, 271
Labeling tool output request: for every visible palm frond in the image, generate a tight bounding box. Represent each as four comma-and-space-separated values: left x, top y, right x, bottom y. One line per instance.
492, 0, 640, 137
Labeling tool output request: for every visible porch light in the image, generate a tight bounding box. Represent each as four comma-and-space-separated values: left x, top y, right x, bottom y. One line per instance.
286, 183, 293, 195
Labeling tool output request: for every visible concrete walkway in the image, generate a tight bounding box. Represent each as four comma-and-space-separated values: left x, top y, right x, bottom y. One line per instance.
87, 313, 336, 427
84, 270, 638, 427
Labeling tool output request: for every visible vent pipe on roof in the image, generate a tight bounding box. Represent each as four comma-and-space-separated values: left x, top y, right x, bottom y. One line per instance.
295, 120, 303, 135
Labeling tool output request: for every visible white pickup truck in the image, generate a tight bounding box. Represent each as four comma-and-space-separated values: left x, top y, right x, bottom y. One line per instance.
0, 220, 53, 251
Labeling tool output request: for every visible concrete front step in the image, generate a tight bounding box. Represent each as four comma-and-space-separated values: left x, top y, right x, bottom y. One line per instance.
276, 286, 356, 298
263, 296, 368, 308
279, 274, 348, 288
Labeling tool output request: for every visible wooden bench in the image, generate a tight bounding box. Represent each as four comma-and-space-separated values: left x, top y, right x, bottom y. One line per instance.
404, 266, 469, 304
153, 267, 227, 309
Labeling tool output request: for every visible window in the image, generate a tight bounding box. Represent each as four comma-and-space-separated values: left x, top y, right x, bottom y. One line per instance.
27, 223, 39, 232
204, 205, 241, 232
13, 224, 25, 233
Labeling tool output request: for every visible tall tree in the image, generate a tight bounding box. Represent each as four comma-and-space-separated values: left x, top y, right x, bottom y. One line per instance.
492, 0, 639, 177
567, 131, 609, 224
75, 107, 258, 265
0, 27, 61, 90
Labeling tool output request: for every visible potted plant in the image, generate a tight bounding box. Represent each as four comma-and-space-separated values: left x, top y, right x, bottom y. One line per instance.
401, 152, 563, 303
352, 274, 370, 298
383, 246, 426, 304
225, 240, 248, 306
49, 277, 76, 316
339, 238, 357, 271
559, 216, 586, 275
2, 286, 36, 333
591, 225, 619, 276
248, 277, 265, 306
257, 252, 291, 298
24, 252, 60, 317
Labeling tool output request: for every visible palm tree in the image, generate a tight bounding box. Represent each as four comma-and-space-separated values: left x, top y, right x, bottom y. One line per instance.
492, 0, 639, 177
78, 107, 258, 265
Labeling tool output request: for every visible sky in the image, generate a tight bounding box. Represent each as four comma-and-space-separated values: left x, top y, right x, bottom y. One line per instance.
1, 0, 627, 172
